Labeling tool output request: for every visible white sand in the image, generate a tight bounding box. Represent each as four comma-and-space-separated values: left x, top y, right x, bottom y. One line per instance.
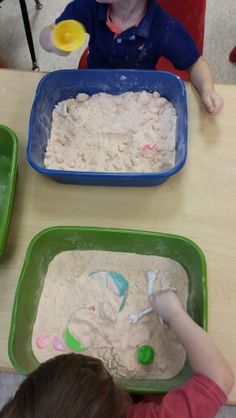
44, 91, 176, 173
32, 250, 188, 379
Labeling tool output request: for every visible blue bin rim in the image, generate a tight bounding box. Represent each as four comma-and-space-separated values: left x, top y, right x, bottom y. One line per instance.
27, 69, 187, 180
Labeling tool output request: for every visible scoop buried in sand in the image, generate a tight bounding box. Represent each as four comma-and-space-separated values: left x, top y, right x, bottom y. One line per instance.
64, 328, 87, 352
52, 20, 86, 52
89, 270, 129, 311
64, 271, 129, 352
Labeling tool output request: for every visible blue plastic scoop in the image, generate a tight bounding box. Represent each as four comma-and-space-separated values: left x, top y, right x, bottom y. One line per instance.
89, 270, 129, 311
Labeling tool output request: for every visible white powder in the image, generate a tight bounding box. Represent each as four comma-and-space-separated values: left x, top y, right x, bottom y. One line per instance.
32, 250, 188, 379
44, 91, 176, 173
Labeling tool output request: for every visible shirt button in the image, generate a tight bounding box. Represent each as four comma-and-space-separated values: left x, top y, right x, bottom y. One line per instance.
117, 38, 122, 43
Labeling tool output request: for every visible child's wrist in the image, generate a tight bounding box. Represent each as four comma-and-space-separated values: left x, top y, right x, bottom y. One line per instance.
169, 307, 187, 328
201, 85, 215, 96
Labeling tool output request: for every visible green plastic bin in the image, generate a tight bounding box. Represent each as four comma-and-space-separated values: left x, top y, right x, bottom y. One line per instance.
9, 226, 207, 394
0, 125, 18, 261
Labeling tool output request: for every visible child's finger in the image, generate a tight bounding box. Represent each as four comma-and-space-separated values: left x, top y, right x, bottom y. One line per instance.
211, 94, 223, 116
203, 94, 218, 116
204, 95, 215, 114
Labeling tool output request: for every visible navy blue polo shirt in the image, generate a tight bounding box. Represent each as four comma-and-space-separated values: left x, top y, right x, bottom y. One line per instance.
55, 0, 200, 70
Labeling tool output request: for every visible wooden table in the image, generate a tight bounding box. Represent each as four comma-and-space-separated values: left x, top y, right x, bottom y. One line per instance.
0, 69, 235, 403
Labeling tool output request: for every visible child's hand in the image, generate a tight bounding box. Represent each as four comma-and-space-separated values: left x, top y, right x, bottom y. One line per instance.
149, 290, 184, 324
189, 58, 223, 116
201, 90, 223, 116
40, 25, 70, 56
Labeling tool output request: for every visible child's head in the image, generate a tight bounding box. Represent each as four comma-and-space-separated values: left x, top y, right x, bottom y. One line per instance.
0, 354, 130, 418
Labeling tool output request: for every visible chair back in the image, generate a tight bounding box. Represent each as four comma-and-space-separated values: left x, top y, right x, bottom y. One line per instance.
157, 0, 206, 79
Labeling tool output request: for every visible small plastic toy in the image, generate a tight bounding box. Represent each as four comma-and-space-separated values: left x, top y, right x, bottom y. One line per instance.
137, 345, 155, 365
53, 336, 66, 352
89, 270, 129, 311
64, 327, 87, 352
128, 306, 153, 324
52, 20, 86, 52
36, 335, 50, 349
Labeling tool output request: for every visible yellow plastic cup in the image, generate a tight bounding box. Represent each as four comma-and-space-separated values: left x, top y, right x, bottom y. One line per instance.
52, 20, 86, 52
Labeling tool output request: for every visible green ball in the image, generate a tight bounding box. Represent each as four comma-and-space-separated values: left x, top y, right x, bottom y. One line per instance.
137, 345, 155, 365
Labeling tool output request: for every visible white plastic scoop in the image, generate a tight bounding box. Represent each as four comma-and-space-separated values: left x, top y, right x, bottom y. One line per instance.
128, 306, 153, 324
128, 270, 176, 325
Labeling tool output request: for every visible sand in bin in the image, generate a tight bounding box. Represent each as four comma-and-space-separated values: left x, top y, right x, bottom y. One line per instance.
44, 91, 176, 173
32, 251, 188, 379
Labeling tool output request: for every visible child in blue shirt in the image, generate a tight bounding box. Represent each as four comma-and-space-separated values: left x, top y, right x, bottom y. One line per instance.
40, 0, 223, 116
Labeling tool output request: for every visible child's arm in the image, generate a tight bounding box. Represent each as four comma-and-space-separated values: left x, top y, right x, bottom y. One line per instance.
188, 57, 223, 116
40, 25, 70, 56
149, 290, 234, 396
40, 0, 92, 57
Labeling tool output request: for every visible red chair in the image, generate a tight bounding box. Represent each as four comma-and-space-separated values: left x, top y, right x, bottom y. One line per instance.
79, 0, 206, 80
229, 47, 236, 63
79, 48, 89, 69
157, 0, 206, 80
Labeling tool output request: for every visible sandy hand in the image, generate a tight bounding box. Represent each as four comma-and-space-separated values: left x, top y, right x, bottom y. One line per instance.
149, 290, 183, 324
39, 25, 70, 56
201, 90, 223, 116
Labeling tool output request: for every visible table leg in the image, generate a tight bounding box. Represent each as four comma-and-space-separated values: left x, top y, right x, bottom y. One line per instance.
19, 0, 40, 71
34, 0, 43, 10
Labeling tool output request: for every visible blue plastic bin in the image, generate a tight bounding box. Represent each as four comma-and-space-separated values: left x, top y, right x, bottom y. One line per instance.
27, 70, 188, 187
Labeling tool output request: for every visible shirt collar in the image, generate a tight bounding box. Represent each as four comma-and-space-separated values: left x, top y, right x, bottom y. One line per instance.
136, 0, 157, 39
97, 0, 157, 39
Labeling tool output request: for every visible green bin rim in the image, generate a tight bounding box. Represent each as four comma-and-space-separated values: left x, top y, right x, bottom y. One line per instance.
8, 226, 208, 379
0, 124, 18, 260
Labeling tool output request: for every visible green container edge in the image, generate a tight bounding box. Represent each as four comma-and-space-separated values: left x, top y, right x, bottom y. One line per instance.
0, 124, 18, 261
8, 226, 208, 393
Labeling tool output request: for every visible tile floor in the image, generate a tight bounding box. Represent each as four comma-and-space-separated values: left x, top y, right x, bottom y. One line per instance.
204, 0, 236, 84
0, 0, 235, 415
